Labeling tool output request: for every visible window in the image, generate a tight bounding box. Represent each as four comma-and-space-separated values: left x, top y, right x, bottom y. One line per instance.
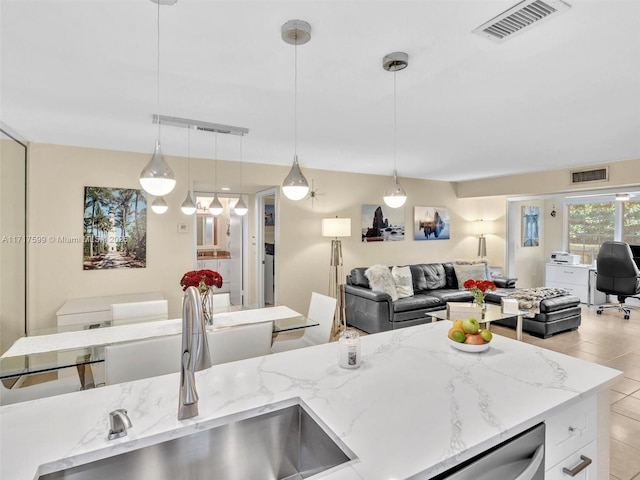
567, 202, 614, 264
567, 199, 640, 263
622, 200, 640, 246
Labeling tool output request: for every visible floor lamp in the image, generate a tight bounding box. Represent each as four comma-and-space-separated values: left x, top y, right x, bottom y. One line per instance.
322, 217, 351, 338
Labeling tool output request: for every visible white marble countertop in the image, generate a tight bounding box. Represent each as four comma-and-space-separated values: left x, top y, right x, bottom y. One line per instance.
0, 321, 621, 480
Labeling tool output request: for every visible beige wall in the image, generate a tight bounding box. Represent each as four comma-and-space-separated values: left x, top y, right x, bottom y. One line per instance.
455, 157, 640, 198
25, 142, 506, 331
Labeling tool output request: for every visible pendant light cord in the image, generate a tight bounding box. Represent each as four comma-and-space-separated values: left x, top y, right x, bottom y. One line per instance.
156, 1, 161, 140
393, 70, 397, 173
187, 127, 191, 187
214, 132, 218, 190
294, 37, 298, 156
239, 135, 243, 190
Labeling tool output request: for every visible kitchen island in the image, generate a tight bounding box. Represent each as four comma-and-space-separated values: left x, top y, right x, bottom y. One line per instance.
0, 321, 621, 479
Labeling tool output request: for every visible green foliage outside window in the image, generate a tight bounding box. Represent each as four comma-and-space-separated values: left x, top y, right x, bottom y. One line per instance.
568, 200, 640, 264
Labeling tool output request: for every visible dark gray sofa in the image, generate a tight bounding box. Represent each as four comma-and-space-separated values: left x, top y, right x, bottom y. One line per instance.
344, 262, 581, 338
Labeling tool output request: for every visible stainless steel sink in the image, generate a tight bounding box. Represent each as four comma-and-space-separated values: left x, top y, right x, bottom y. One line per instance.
39, 401, 355, 480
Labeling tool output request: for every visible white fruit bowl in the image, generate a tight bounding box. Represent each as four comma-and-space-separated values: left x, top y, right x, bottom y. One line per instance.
449, 338, 490, 353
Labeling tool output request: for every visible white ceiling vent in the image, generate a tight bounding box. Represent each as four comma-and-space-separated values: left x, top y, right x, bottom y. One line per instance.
571, 167, 609, 185
472, 0, 571, 43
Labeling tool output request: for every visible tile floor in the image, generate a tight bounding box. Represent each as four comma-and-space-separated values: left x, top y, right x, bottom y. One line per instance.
489, 303, 640, 480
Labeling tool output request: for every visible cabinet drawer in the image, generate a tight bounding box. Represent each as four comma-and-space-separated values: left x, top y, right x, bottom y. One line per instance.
545, 439, 597, 479
545, 396, 597, 469
546, 265, 589, 285
545, 282, 588, 303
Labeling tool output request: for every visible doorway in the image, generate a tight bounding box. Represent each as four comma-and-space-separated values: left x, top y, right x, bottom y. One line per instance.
256, 188, 278, 307
194, 194, 248, 306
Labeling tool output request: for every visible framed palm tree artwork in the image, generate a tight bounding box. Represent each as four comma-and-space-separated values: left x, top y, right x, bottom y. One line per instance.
83, 186, 147, 270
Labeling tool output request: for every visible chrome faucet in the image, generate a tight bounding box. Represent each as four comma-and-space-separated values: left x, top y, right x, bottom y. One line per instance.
178, 286, 212, 420
107, 409, 132, 440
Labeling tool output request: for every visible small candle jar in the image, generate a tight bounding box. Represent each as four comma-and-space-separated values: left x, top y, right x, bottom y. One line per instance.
338, 329, 361, 369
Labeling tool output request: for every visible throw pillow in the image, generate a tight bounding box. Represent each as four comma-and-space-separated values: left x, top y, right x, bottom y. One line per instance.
392, 265, 414, 299
452, 263, 488, 289
365, 264, 398, 301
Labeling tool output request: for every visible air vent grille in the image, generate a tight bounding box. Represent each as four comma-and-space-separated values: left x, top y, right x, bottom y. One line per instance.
571, 167, 609, 184
472, 0, 571, 42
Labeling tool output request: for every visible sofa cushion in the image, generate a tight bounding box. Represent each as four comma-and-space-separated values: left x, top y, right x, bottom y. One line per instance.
365, 264, 398, 301
392, 265, 414, 298
452, 263, 488, 288
425, 289, 474, 303
410, 264, 447, 292
393, 294, 442, 313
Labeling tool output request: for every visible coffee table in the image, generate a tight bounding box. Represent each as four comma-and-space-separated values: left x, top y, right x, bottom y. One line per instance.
427, 303, 525, 341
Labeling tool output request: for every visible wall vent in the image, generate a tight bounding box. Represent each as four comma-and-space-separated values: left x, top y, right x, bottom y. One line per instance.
472, 0, 571, 43
571, 167, 609, 184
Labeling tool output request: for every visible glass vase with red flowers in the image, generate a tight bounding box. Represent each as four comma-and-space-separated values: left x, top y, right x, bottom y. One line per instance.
180, 269, 223, 325
463, 279, 497, 314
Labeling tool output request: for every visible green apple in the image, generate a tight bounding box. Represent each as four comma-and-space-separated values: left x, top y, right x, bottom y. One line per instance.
462, 318, 479, 334
479, 329, 493, 343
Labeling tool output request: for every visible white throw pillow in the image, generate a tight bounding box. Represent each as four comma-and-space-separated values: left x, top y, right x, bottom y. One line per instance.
392, 265, 414, 299
452, 263, 488, 289
365, 264, 398, 301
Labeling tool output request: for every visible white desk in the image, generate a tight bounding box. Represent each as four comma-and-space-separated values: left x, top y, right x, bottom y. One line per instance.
545, 263, 607, 305
56, 292, 165, 326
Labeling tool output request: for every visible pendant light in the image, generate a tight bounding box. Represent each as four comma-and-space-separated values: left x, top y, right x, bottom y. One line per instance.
139, 0, 176, 197
382, 52, 408, 209
151, 196, 168, 214
281, 20, 311, 201
209, 132, 224, 216
234, 136, 248, 216
180, 127, 197, 215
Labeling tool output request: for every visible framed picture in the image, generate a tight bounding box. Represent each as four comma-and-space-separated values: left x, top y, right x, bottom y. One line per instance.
414, 206, 450, 240
361, 204, 404, 242
83, 187, 147, 270
264, 205, 275, 226
522, 206, 540, 247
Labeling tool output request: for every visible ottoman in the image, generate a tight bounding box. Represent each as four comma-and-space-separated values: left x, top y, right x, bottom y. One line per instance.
485, 290, 581, 338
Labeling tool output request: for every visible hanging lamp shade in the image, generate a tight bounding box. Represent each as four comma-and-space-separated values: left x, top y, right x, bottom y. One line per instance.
234, 196, 248, 216
381, 52, 408, 209
140, 140, 176, 197
282, 154, 309, 201
208, 193, 224, 216
180, 190, 196, 215
383, 170, 407, 208
151, 196, 168, 214
281, 20, 311, 202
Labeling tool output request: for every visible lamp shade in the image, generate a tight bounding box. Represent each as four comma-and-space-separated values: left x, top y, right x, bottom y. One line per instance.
151, 196, 168, 214
208, 193, 224, 216
233, 197, 248, 216
140, 140, 176, 197
322, 218, 351, 238
282, 154, 309, 201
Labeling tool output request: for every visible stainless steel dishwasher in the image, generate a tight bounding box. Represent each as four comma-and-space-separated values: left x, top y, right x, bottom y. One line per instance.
432, 423, 545, 480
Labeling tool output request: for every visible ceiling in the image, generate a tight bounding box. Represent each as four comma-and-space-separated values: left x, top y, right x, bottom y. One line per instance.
1, 0, 639, 182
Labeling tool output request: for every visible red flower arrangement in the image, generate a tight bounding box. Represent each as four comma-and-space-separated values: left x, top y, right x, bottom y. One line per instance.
180, 269, 223, 292
463, 279, 496, 307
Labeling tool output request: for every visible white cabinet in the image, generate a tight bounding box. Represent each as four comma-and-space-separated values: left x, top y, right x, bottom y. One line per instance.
545, 395, 598, 479
545, 440, 597, 480
197, 259, 230, 293
545, 263, 605, 304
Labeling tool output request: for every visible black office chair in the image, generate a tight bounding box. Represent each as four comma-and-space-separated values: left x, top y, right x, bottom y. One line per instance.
596, 241, 640, 320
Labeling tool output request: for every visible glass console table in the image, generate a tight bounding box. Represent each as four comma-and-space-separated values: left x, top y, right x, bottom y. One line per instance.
427, 303, 525, 342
